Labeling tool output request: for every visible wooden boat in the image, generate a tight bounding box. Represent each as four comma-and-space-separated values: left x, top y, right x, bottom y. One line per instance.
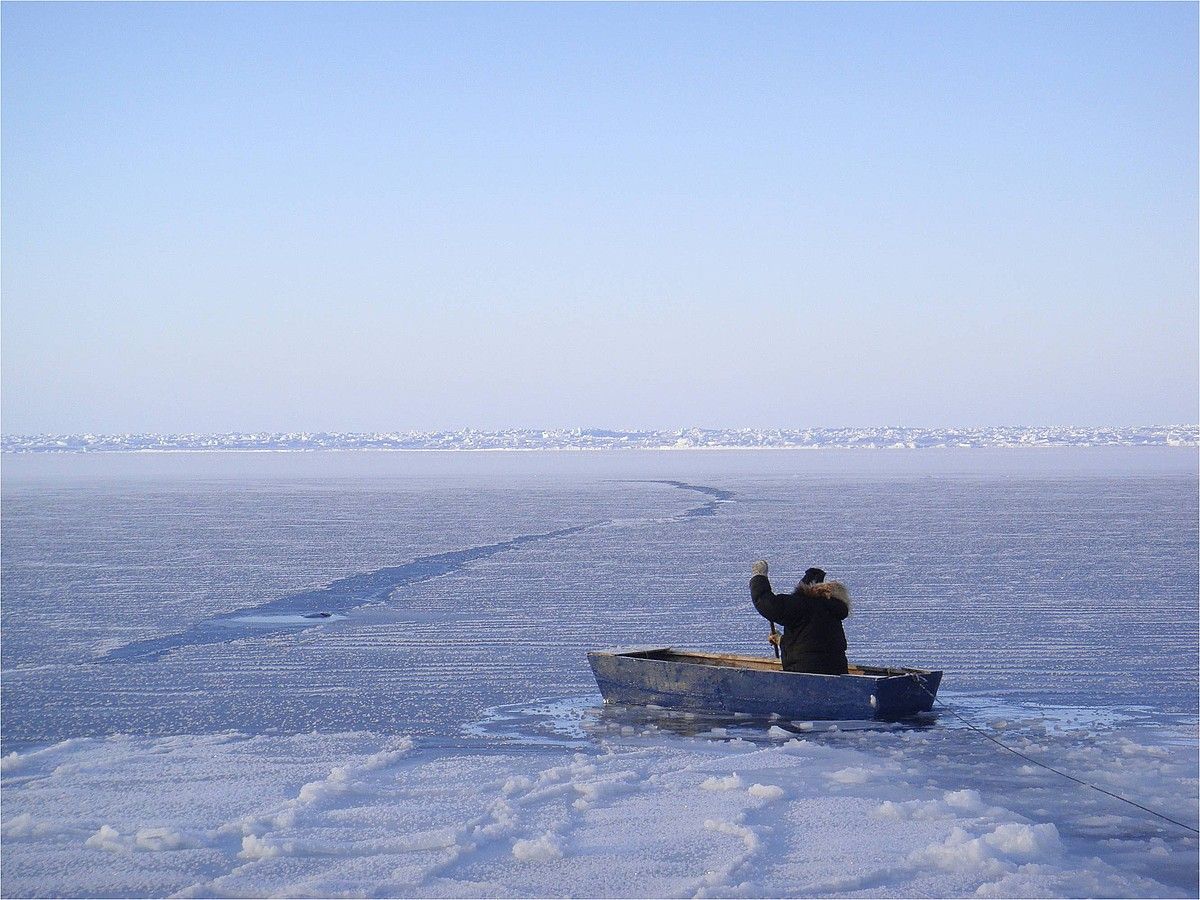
587, 647, 942, 721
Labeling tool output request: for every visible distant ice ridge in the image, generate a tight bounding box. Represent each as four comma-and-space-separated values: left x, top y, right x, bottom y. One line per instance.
3, 425, 1197, 453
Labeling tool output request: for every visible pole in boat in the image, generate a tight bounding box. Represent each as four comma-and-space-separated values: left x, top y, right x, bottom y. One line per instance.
753, 559, 781, 659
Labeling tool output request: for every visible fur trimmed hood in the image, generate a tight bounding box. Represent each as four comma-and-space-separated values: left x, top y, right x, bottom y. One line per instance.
799, 580, 852, 616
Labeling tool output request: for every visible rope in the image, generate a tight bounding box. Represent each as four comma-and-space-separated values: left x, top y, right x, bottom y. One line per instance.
910, 678, 1199, 835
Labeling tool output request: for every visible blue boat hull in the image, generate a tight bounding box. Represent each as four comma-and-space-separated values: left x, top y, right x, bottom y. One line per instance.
588, 647, 942, 721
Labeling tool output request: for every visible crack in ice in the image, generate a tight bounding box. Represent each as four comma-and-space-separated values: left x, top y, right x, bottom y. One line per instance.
99, 480, 734, 664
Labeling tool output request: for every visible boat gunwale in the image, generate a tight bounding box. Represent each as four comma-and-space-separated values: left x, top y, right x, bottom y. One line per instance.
588, 646, 941, 680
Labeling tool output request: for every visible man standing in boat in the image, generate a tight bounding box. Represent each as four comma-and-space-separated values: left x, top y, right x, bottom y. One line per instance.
750, 561, 852, 675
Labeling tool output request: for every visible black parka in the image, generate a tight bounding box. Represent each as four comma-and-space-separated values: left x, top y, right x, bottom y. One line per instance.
750, 574, 850, 674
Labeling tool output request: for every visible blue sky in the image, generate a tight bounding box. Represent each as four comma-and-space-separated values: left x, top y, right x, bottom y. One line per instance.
2, 2, 1196, 433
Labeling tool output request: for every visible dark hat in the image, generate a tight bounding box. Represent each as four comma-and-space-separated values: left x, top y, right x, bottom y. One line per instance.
802, 567, 826, 584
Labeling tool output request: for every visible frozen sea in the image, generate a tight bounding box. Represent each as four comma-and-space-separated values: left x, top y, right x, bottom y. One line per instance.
2, 448, 1197, 898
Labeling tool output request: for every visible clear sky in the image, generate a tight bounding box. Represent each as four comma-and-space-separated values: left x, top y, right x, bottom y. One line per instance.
2, 2, 1196, 434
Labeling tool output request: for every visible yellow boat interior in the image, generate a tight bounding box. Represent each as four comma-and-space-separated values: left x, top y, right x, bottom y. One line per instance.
615, 647, 929, 678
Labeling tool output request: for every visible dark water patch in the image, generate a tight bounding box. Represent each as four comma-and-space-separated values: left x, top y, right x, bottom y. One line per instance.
101, 522, 597, 663
99, 480, 735, 664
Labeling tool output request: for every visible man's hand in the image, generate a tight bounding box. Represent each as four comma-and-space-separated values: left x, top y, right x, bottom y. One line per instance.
752, 559, 768, 577
767, 631, 781, 648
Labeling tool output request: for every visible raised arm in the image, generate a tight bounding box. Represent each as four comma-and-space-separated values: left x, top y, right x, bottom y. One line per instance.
750, 568, 799, 625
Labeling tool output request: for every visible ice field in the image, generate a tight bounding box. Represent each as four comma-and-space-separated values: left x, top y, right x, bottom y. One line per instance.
2, 448, 1197, 897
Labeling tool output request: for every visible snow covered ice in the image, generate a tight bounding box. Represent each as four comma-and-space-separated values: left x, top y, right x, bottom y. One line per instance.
2, 448, 1196, 897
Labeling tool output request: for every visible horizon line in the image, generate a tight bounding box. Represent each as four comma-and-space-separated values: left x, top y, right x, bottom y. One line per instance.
4, 424, 1199, 438
3, 425, 1196, 454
